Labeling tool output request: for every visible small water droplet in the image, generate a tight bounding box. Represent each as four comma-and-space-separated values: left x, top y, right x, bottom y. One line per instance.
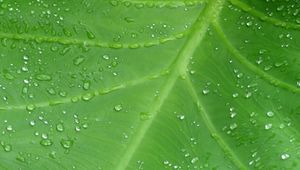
265, 123, 272, 130
202, 89, 210, 95
26, 104, 36, 111
177, 115, 185, 120
60, 139, 74, 149
281, 153, 290, 160
35, 74, 52, 81
40, 139, 53, 146
56, 123, 64, 132
191, 157, 199, 164
114, 104, 123, 112
3, 144, 12, 152
140, 112, 150, 120
266, 111, 274, 117
73, 55, 86, 66
82, 93, 94, 101
6, 125, 13, 131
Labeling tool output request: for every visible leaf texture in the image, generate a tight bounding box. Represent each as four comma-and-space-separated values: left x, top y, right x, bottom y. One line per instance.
0, 0, 299, 169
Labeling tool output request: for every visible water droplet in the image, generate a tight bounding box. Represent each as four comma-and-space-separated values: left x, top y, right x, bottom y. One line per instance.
47, 88, 56, 95
124, 17, 134, 23
114, 104, 123, 112
266, 111, 274, 117
49, 151, 56, 159
246, 21, 253, 27
6, 125, 13, 131
3, 72, 14, 80
29, 120, 35, 126
73, 55, 86, 66
75, 126, 81, 132
82, 123, 88, 129
3, 144, 12, 152
230, 123, 238, 130
60, 139, 74, 149
232, 93, 239, 98
56, 123, 64, 132
140, 112, 150, 120
102, 54, 109, 60
281, 153, 290, 160
202, 89, 210, 95
26, 104, 36, 111
230, 112, 237, 118
83, 81, 90, 90
82, 93, 94, 101
297, 81, 300, 87
191, 157, 199, 164
40, 139, 53, 146
265, 123, 272, 130
35, 74, 52, 81
86, 30, 96, 39
244, 92, 252, 98
110, 0, 119, 6
177, 115, 185, 120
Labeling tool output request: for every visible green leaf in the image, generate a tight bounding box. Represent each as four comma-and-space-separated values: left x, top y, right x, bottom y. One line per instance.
0, 0, 299, 169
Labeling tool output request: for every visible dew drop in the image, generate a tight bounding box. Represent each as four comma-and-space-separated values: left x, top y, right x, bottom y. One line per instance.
6, 125, 13, 131
49, 151, 56, 159
266, 111, 274, 117
82, 93, 94, 101
40, 139, 53, 147
265, 123, 272, 130
202, 89, 210, 95
56, 123, 64, 132
3, 144, 12, 152
83, 81, 90, 90
191, 157, 199, 164
86, 30, 96, 39
114, 104, 123, 112
140, 112, 150, 120
26, 104, 36, 111
297, 81, 300, 87
35, 74, 52, 81
73, 55, 86, 66
29, 120, 36, 126
281, 153, 290, 160
230, 123, 238, 130
102, 54, 109, 60
60, 139, 74, 149
177, 115, 185, 120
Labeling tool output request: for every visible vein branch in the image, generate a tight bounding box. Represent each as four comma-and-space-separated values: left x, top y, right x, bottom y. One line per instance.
213, 21, 300, 94
115, 0, 206, 7
185, 75, 247, 169
0, 71, 165, 110
0, 31, 187, 49
230, 0, 300, 30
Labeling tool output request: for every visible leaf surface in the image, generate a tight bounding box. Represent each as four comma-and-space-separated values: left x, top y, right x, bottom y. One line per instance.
0, 0, 300, 169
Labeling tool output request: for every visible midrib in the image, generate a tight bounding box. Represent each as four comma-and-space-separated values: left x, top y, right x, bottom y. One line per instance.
115, 0, 225, 169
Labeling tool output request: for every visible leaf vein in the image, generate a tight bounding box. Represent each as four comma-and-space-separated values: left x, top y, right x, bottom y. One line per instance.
213, 21, 300, 94
229, 0, 300, 30
185, 76, 247, 169
115, 0, 225, 169
0, 31, 187, 49
0, 71, 165, 110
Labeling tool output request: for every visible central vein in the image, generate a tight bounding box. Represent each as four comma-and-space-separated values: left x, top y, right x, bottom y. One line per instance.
115, 0, 225, 169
